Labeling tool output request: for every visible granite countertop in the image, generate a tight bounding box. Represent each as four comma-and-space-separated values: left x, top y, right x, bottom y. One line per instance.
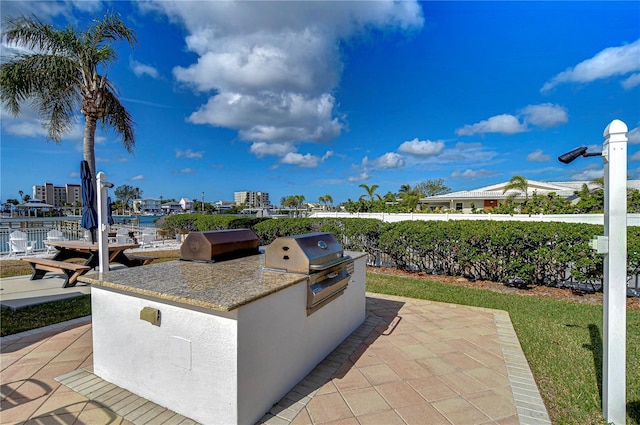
79, 254, 308, 312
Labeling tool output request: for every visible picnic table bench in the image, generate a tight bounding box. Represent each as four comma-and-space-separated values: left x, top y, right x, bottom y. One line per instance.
123, 254, 158, 266
21, 257, 91, 288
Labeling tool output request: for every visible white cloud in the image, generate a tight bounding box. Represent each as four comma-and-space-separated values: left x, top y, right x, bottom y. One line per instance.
175, 148, 204, 159
249, 142, 295, 158
456, 104, 568, 137
398, 138, 445, 156
630, 151, 640, 162
542, 38, 640, 93
189, 92, 342, 143
570, 165, 603, 181
129, 174, 145, 181
456, 114, 527, 136
280, 152, 321, 168
347, 171, 370, 183
628, 126, 640, 144
521, 103, 568, 128
622, 73, 640, 90
142, 1, 423, 145
527, 149, 551, 162
175, 168, 196, 174
434, 142, 498, 164
450, 169, 496, 180
130, 59, 160, 79
370, 152, 405, 170
0, 1, 104, 25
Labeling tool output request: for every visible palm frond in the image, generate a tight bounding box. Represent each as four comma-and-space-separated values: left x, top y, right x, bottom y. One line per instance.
101, 88, 136, 153
0, 54, 80, 141
2, 15, 78, 57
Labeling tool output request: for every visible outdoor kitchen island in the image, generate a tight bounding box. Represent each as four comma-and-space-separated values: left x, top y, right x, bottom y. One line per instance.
79, 250, 367, 425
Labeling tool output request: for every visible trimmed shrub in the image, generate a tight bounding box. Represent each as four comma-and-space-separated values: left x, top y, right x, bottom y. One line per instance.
163, 215, 640, 289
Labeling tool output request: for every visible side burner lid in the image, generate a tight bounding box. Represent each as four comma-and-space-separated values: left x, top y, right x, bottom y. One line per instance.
180, 229, 260, 262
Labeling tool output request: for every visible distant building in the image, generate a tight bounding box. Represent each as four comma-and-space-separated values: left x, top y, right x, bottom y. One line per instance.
215, 200, 236, 213
33, 183, 82, 208
180, 197, 193, 211
162, 202, 183, 215
420, 179, 640, 213
234, 191, 270, 208
133, 198, 162, 214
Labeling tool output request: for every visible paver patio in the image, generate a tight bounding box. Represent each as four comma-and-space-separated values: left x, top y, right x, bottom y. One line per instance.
1, 291, 550, 425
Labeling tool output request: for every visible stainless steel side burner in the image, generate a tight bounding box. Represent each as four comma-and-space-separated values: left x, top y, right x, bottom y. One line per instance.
264, 232, 353, 315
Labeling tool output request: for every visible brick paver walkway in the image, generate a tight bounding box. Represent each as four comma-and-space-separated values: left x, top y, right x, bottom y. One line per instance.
1, 295, 550, 425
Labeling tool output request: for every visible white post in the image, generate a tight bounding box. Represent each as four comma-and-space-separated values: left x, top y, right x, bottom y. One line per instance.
96, 172, 109, 274
602, 119, 627, 424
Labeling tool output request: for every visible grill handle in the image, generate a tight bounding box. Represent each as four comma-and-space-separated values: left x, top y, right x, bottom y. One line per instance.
308, 255, 352, 272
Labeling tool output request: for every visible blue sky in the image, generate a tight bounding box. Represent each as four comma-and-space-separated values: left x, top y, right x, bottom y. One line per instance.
1, 1, 639, 205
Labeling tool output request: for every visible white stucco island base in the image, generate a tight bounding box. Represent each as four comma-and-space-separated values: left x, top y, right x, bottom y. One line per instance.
89, 253, 366, 425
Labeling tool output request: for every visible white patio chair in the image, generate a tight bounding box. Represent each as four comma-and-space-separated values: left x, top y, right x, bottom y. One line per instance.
115, 228, 134, 244
139, 231, 156, 249
46, 229, 66, 253
7, 230, 34, 257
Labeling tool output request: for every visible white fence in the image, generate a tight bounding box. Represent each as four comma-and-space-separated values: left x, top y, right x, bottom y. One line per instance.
310, 212, 640, 226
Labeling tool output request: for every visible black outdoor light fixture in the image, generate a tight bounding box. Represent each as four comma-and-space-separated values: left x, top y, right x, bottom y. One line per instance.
557, 146, 602, 164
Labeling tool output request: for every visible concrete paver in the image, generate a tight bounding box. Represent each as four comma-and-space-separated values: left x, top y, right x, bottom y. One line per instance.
1, 287, 551, 424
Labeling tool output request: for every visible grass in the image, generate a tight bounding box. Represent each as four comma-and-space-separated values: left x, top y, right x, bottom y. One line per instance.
0, 249, 182, 336
0, 295, 92, 336
367, 272, 640, 425
2, 251, 638, 424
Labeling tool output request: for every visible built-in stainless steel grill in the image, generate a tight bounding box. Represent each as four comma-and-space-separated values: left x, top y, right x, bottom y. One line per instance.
264, 232, 353, 315
180, 229, 260, 262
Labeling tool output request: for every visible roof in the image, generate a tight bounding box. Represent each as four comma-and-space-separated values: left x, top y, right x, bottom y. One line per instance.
421, 180, 640, 202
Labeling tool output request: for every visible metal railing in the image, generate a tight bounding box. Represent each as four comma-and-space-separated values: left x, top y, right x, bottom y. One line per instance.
0, 221, 160, 255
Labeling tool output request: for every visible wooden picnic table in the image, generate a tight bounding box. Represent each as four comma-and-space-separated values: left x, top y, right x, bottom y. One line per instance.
44, 240, 143, 269
22, 241, 157, 288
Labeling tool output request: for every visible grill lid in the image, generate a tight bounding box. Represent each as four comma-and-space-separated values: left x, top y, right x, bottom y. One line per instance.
180, 229, 260, 262
264, 232, 347, 274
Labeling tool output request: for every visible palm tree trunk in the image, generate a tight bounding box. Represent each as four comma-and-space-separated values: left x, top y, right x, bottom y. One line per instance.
83, 116, 97, 179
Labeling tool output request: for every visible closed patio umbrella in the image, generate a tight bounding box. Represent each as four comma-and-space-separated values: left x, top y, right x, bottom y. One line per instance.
80, 160, 98, 242
107, 196, 115, 226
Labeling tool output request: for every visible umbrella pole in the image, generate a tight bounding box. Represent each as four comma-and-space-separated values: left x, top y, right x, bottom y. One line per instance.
96, 172, 111, 273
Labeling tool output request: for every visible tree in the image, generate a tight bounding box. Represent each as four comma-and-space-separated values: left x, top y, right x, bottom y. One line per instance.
503, 175, 529, 200
0, 13, 137, 181
414, 179, 451, 197
398, 184, 412, 195
114, 184, 138, 212
359, 183, 382, 201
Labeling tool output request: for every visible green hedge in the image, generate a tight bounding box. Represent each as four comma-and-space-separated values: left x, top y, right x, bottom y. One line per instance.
161, 215, 640, 288
161, 214, 269, 234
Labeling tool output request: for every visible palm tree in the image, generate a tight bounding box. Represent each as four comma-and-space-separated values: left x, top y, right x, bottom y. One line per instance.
318, 194, 333, 210
398, 184, 412, 195
359, 183, 382, 201
0, 13, 137, 181
503, 175, 529, 200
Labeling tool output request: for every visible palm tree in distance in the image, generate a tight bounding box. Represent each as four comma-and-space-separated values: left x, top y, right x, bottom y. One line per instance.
0, 13, 137, 180
359, 183, 382, 201
503, 175, 529, 201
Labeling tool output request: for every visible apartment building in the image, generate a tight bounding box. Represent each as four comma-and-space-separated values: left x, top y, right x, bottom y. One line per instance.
33, 183, 82, 208
234, 191, 270, 208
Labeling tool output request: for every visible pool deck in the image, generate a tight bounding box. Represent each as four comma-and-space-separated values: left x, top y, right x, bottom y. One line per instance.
1, 273, 551, 425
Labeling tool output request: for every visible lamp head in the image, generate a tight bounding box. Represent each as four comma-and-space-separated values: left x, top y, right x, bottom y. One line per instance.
102, 181, 114, 188
558, 147, 588, 164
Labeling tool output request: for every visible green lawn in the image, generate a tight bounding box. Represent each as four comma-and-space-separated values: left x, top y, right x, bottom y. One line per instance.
367, 272, 640, 425
2, 255, 638, 424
